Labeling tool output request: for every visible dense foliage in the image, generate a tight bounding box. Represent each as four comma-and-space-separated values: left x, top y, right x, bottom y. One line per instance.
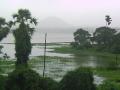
72, 27, 120, 54
5, 68, 41, 90
13, 23, 31, 65
93, 27, 116, 50
59, 68, 96, 90
72, 28, 91, 48
98, 81, 119, 90
0, 17, 10, 41
39, 77, 58, 90
11, 9, 37, 66
0, 75, 6, 90
0, 17, 10, 54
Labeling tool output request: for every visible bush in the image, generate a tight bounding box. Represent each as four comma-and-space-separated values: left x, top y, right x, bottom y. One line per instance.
5, 68, 41, 90
106, 61, 118, 70
0, 75, 6, 90
59, 67, 96, 90
39, 77, 58, 90
98, 81, 119, 90
70, 42, 79, 48
5, 68, 58, 90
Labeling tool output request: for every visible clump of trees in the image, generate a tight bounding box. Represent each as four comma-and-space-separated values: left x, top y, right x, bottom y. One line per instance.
93, 26, 116, 51
71, 28, 91, 49
72, 26, 118, 51
71, 15, 120, 55
71, 15, 120, 69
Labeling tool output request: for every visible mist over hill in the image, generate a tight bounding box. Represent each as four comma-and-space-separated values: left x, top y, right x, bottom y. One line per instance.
37, 17, 98, 33
37, 17, 76, 33
38, 17, 73, 29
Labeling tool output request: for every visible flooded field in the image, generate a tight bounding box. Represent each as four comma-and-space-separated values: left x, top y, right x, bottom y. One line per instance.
0, 43, 110, 85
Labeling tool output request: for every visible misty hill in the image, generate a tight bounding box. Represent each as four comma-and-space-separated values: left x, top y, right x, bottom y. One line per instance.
39, 17, 73, 29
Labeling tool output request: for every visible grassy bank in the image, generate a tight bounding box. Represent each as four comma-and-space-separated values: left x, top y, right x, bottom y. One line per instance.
53, 45, 120, 58
53, 44, 120, 61
94, 68, 120, 82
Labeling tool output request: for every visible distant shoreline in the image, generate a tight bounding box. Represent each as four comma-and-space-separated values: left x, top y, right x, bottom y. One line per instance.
0, 42, 71, 45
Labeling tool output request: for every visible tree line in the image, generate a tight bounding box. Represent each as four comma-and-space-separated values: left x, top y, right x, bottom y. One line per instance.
71, 16, 120, 55
71, 16, 120, 66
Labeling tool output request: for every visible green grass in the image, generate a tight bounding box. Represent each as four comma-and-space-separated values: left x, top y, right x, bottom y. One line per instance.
53, 45, 120, 58
32, 42, 69, 46
93, 67, 120, 87
0, 60, 15, 74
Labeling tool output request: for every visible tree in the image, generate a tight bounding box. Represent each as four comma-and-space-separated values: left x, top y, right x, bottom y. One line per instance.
11, 9, 37, 66
105, 15, 112, 26
93, 27, 116, 50
0, 17, 10, 54
104, 15, 112, 48
110, 33, 120, 66
0, 17, 10, 41
73, 28, 91, 48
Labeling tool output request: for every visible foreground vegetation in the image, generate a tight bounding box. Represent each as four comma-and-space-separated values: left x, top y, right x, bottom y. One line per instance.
0, 66, 97, 90
0, 55, 120, 89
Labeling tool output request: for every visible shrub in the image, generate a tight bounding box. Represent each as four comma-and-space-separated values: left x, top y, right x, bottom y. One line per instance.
70, 42, 79, 48
5, 68, 58, 90
106, 61, 118, 70
0, 75, 6, 90
59, 67, 96, 90
39, 77, 58, 90
5, 68, 41, 90
98, 81, 119, 90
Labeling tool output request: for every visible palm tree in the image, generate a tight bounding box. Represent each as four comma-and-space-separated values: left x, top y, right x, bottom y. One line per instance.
11, 9, 37, 66
105, 15, 112, 27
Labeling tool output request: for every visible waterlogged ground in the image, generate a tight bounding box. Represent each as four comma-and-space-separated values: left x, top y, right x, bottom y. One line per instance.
0, 43, 72, 58
0, 56, 104, 85
0, 43, 120, 85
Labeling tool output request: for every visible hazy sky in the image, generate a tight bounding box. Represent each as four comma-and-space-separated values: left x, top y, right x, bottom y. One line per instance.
1, 0, 120, 27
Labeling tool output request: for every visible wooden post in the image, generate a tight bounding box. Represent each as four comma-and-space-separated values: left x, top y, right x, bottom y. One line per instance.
116, 54, 118, 66
43, 33, 47, 77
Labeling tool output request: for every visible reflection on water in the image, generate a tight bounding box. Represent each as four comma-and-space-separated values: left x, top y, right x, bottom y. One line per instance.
0, 44, 73, 59
31, 57, 104, 84
31, 57, 77, 81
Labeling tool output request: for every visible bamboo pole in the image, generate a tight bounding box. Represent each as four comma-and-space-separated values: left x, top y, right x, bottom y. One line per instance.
43, 33, 47, 77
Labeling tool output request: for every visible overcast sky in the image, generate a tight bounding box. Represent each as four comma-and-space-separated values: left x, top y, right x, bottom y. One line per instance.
1, 0, 120, 27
